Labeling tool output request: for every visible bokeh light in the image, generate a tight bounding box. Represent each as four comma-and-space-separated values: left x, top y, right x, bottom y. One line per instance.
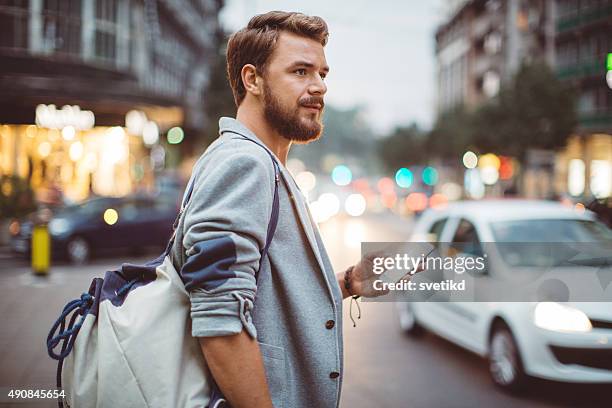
296, 171, 316, 193
345, 193, 366, 216
405, 192, 428, 212
377, 177, 395, 194
429, 193, 448, 209
478, 153, 501, 170
318, 193, 340, 218
103, 208, 119, 225
332, 165, 352, 186
38, 141, 51, 158
142, 121, 159, 146
422, 166, 439, 186
69, 141, 84, 161
395, 168, 413, 188
62, 125, 76, 141
462, 151, 478, 169
167, 127, 184, 144
480, 167, 499, 185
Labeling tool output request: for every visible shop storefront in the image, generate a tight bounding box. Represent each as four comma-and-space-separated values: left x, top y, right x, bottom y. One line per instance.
555, 133, 612, 200
0, 103, 182, 205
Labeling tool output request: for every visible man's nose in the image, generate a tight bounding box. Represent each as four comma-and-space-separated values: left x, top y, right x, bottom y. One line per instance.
308, 74, 327, 96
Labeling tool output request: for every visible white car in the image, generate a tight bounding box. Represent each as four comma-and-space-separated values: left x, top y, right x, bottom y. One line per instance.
396, 200, 612, 392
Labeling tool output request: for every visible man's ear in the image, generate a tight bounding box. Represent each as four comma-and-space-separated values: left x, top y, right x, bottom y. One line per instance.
241, 64, 262, 97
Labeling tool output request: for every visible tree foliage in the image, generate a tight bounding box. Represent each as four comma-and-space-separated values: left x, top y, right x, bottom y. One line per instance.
491, 61, 577, 158
379, 123, 427, 172
380, 62, 577, 165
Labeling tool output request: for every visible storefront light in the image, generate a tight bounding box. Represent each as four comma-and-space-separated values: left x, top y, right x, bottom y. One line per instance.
26, 125, 37, 138
38, 141, 51, 158
62, 126, 76, 141
109, 126, 126, 142
568, 159, 585, 196
126, 110, 147, 135
143, 121, 159, 146
35, 104, 94, 130
84, 153, 97, 171
69, 141, 84, 161
590, 160, 611, 199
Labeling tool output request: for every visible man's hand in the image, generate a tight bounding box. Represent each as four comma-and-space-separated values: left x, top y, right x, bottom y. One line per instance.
339, 252, 425, 299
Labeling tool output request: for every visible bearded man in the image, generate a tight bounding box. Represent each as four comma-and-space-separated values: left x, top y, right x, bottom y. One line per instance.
174, 11, 382, 408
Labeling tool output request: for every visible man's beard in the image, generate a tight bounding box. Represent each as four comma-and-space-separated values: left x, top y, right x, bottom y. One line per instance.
263, 83, 324, 143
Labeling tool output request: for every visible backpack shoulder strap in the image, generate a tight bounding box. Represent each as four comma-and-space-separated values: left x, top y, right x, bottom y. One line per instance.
167, 135, 281, 281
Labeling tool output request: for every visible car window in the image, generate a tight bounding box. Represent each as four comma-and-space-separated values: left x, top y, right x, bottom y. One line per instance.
491, 219, 612, 267
73, 198, 117, 216
117, 199, 141, 221
491, 219, 612, 243
428, 217, 448, 247
451, 218, 484, 257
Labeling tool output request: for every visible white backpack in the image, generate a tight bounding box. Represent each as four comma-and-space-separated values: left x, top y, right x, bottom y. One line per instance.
47, 138, 280, 408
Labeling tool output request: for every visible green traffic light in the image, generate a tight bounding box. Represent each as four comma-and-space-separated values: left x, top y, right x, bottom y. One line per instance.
608, 53, 612, 71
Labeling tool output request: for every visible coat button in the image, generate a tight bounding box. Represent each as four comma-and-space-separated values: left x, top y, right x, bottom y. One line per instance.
329, 371, 340, 379
325, 320, 335, 329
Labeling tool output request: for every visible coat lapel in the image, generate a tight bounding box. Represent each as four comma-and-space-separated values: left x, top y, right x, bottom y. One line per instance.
277, 167, 329, 277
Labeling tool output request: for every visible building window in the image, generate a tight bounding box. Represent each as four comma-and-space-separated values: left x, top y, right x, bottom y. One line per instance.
94, 0, 117, 61
578, 89, 596, 114
42, 0, 82, 57
0, 0, 29, 50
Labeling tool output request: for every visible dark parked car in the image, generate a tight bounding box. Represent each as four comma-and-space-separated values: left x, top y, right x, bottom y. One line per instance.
10, 194, 178, 264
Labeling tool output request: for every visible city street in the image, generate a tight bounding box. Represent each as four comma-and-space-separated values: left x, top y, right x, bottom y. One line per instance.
0, 1, 610, 407
0, 213, 609, 407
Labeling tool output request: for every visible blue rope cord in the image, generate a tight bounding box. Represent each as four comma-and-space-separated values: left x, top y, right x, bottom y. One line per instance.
46, 292, 93, 361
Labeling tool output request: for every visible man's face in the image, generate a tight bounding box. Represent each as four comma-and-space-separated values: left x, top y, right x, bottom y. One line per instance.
261, 31, 329, 143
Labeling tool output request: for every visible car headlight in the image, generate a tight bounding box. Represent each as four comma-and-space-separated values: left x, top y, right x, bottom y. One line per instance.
534, 302, 592, 333
48, 218, 71, 236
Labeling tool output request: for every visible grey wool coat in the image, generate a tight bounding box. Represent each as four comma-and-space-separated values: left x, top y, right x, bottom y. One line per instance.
171, 117, 345, 408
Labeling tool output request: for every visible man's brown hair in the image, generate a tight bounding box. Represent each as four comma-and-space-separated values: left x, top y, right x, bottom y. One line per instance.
226, 11, 329, 107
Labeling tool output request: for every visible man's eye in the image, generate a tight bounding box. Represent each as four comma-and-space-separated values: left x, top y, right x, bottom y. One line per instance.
295, 69, 306, 76
320, 73, 327, 80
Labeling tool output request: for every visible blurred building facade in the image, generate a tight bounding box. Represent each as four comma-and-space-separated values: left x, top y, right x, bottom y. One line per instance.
435, 0, 555, 114
0, 0, 222, 203
435, 0, 611, 202
553, 0, 612, 202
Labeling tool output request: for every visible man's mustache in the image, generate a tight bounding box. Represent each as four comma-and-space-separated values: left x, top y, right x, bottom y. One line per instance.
299, 96, 325, 109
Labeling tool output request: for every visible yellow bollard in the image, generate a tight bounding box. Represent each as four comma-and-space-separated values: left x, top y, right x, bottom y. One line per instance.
32, 224, 50, 276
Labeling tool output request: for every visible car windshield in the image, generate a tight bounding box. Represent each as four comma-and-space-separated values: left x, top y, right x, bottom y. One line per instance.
56, 198, 118, 217
490, 219, 612, 267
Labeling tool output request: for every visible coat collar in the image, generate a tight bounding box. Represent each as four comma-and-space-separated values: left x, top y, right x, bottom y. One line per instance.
218, 117, 329, 279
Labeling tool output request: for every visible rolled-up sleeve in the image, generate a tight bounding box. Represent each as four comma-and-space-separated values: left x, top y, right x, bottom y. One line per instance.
180, 147, 275, 339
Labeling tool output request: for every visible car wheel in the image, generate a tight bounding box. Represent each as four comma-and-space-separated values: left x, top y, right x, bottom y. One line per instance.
488, 323, 528, 392
397, 302, 424, 336
67, 236, 90, 265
